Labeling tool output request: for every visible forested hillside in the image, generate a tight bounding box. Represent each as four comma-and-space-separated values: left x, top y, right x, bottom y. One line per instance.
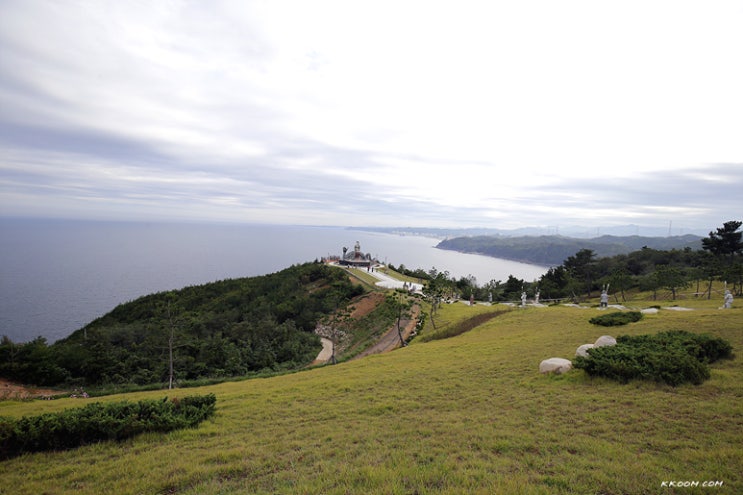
0, 262, 364, 388
437, 234, 701, 266
410, 221, 742, 304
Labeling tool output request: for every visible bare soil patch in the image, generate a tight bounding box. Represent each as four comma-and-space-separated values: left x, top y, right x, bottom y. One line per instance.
0, 379, 66, 400
348, 292, 386, 319
352, 304, 421, 360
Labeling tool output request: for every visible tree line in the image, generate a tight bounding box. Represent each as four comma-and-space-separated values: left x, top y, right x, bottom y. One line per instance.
0, 262, 364, 388
416, 221, 743, 304
436, 232, 702, 266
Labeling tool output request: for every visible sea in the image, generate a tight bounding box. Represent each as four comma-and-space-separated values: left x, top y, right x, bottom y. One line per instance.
0, 218, 547, 343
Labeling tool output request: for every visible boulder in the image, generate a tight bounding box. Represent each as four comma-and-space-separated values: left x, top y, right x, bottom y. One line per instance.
607, 304, 628, 310
641, 308, 659, 314
539, 357, 573, 374
594, 335, 617, 348
575, 343, 594, 357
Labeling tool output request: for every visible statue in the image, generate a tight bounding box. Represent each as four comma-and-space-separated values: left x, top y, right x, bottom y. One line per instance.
723, 289, 733, 309
520, 291, 527, 307
600, 290, 609, 308
535, 291, 540, 304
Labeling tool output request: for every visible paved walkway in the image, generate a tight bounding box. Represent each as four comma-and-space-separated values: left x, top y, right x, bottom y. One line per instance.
314, 338, 333, 362
364, 267, 423, 292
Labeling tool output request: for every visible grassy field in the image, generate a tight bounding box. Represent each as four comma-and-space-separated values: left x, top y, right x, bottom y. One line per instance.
1, 299, 741, 494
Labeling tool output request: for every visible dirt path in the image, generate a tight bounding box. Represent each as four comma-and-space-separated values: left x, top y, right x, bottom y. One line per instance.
352, 304, 421, 360
311, 338, 334, 365
313, 292, 421, 364
313, 292, 387, 364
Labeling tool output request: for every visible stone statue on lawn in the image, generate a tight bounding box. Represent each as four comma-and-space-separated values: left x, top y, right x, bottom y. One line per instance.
723, 289, 733, 309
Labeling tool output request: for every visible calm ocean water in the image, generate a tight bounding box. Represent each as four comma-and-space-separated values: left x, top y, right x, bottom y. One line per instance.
0, 219, 546, 343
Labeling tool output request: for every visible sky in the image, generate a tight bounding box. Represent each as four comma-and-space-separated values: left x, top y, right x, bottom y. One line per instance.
1, 0, 742, 233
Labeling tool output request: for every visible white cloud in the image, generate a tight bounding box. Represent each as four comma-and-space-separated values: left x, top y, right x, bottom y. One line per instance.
1, 0, 742, 230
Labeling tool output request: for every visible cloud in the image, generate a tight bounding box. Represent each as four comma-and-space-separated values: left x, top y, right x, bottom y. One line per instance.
1, 1, 742, 231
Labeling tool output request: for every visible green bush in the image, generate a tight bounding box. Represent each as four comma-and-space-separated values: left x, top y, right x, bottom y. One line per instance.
0, 393, 216, 459
573, 331, 732, 386
589, 311, 643, 327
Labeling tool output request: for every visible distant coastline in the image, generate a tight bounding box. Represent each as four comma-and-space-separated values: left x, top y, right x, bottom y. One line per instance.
347, 224, 707, 239
435, 233, 702, 267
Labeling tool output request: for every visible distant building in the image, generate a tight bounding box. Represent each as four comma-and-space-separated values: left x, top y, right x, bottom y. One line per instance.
339, 241, 373, 268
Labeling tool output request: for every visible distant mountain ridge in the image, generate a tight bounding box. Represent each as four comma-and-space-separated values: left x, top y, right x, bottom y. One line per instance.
349, 224, 707, 239
436, 234, 702, 266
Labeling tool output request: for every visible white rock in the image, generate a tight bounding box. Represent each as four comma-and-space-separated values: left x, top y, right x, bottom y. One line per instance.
641, 308, 659, 314
575, 343, 594, 357
594, 335, 617, 347
539, 357, 573, 374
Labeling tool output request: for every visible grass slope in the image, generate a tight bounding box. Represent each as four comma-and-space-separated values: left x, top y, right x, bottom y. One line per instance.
1, 303, 741, 494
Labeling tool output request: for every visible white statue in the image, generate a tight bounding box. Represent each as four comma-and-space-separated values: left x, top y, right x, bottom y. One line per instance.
723, 289, 733, 309
535, 291, 540, 304
600, 290, 609, 308
520, 291, 527, 307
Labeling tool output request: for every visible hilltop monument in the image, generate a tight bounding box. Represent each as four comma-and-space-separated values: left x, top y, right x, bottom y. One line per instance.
339, 241, 373, 268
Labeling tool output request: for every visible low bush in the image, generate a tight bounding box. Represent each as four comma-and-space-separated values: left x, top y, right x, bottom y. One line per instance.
589, 311, 643, 327
573, 330, 733, 386
0, 393, 216, 459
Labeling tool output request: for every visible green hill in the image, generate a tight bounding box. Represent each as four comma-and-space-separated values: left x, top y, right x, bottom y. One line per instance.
1, 299, 740, 494
437, 234, 702, 266
0, 262, 365, 387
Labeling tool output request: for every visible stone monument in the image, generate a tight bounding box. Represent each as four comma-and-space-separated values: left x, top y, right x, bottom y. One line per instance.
723, 289, 733, 309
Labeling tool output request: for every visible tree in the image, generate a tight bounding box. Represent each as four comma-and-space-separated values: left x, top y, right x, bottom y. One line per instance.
609, 267, 631, 302
163, 298, 186, 390
500, 275, 525, 301
701, 220, 743, 259
539, 266, 569, 300
386, 290, 413, 347
423, 268, 456, 329
320, 304, 351, 365
150, 294, 194, 389
564, 249, 597, 297
482, 279, 503, 302
654, 265, 690, 300
701, 220, 743, 295
423, 272, 443, 329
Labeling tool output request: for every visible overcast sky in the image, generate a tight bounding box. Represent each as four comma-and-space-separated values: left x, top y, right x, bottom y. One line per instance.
1, 1, 741, 232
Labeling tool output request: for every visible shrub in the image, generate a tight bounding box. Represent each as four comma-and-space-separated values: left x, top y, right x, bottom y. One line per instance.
573, 331, 732, 386
617, 330, 733, 364
589, 311, 643, 327
0, 393, 216, 459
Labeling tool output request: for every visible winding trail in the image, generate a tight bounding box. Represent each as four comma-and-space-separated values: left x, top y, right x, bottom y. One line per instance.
312, 338, 334, 364
351, 304, 421, 360
312, 265, 423, 363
